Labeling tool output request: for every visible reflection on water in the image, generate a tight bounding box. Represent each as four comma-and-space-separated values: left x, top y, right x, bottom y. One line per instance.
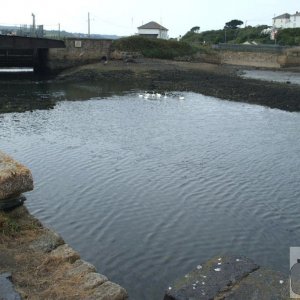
0, 80, 141, 113
1, 87, 300, 300
0, 68, 34, 72
240, 69, 300, 85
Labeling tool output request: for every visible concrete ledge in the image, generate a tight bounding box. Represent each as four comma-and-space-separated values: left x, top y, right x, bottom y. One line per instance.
164, 255, 288, 300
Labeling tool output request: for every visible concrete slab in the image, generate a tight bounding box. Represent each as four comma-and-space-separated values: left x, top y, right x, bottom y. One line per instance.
164, 255, 288, 300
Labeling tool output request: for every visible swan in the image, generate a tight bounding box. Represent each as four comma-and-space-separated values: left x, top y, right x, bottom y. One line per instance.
156, 93, 161, 98
179, 96, 185, 100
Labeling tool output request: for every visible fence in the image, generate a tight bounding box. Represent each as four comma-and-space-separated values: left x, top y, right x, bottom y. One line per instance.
213, 43, 288, 53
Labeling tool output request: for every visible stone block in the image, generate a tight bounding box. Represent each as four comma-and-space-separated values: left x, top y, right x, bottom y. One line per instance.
89, 281, 128, 300
221, 267, 288, 299
0, 151, 33, 200
29, 229, 64, 253
83, 272, 108, 290
49, 244, 80, 263
164, 255, 289, 300
66, 259, 97, 277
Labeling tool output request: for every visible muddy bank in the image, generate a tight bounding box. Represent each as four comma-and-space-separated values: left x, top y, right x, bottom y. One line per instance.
57, 59, 300, 112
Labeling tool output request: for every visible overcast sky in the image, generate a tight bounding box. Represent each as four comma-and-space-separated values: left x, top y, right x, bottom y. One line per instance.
0, 0, 299, 37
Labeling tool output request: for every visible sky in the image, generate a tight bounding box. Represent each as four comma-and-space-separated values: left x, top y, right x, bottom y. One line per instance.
0, 0, 299, 37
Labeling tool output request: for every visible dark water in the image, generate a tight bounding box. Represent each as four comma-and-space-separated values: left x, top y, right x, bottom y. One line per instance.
1, 83, 300, 299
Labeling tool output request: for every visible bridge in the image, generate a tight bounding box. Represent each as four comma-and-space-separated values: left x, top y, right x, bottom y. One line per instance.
0, 35, 65, 72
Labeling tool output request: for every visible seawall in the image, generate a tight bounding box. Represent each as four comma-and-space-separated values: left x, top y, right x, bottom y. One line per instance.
47, 38, 113, 72
213, 46, 300, 68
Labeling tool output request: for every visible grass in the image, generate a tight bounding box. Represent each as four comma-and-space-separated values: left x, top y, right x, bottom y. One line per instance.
0, 212, 21, 236
0, 206, 41, 238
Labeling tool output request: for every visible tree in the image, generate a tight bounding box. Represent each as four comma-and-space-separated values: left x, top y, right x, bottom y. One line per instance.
224, 19, 243, 29
190, 26, 200, 33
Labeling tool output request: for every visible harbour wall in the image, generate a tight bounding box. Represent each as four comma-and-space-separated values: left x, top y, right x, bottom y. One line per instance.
47, 38, 112, 71
214, 45, 300, 68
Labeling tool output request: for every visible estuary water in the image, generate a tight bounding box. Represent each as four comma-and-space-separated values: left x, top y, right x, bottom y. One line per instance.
1, 83, 300, 299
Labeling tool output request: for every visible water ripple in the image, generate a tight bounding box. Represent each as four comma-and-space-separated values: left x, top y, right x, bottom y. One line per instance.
1, 91, 300, 299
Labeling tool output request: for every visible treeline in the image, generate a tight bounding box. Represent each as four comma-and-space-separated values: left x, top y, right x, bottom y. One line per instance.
181, 26, 300, 46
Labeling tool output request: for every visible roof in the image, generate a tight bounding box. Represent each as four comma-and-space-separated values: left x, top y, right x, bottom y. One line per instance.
272, 13, 291, 20
138, 21, 168, 31
291, 11, 300, 16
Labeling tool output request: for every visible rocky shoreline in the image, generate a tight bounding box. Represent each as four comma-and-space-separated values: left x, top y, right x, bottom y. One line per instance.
0, 151, 128, 300
56, 59, 300, 112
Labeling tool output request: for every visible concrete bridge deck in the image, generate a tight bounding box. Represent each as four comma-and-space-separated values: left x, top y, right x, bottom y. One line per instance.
0, 35, 65, 71
0, 35, 65, 49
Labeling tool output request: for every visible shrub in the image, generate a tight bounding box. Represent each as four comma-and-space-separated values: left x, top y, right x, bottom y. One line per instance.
112, 36, 197, 59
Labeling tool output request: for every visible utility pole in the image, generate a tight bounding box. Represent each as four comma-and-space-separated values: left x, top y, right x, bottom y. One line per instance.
88, 12, 90, 38
58, 23, 61, 38
31, 13, 36, 37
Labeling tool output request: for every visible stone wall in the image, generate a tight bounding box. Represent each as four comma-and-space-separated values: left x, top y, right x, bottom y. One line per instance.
284, 47, 300, 67
47, 38, 113, 72
216, 47, 300, 68
219, 50, 283, 68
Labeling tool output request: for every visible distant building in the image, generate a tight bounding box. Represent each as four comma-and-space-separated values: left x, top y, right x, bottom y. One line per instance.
290, 11, 300, 28
137, 21, 168, 39
272, 13, 291, 28
272, 11, 300, 29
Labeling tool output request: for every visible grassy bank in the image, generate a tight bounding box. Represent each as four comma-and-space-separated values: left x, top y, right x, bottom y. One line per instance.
112, 36, 197, 59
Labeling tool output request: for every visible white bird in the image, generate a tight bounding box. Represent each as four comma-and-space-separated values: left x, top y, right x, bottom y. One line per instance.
156, 93, 161, 98
138, 93, 143, 98
164, 92, 168, 99
179, 96, 185, 100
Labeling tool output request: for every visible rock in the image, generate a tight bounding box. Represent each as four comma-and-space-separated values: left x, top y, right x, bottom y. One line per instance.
164, 255, 289, 300
66, 259, 97, 277
0, 272, 21, 300
221, 267, 289, 299
29, 229, 64, 253
0, 151, 33, 201
89, 281, 128, 300
83, 272, 108, 290
49, 244, 80, 263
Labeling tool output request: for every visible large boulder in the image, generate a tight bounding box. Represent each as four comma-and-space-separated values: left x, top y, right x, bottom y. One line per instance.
0, 151, 33, 200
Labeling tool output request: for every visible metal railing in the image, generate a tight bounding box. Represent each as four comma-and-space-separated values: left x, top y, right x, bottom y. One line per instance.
212, 43, 288, 53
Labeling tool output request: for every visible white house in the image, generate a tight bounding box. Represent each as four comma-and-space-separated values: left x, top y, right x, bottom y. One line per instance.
272, 11, 300, 29
290, 11, 300, 28
137, 21, 168, 39
272, 13, 291, 28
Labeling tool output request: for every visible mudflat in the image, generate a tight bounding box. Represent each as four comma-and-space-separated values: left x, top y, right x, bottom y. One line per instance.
57, 58, 300, 112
